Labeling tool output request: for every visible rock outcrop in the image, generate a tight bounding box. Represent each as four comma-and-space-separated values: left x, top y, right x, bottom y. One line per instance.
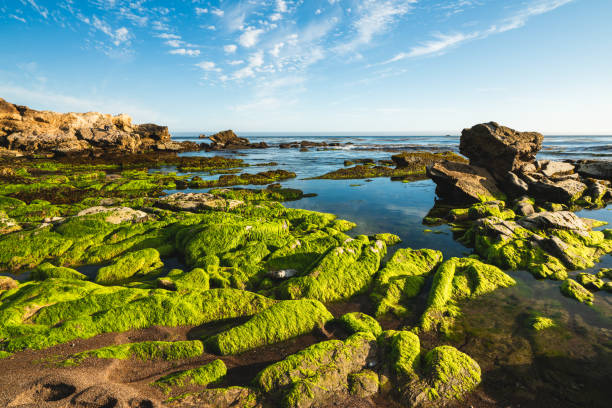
206, 129, 268, 150
428, 122, 611, 206
459, 122, 543, 175
0, 97, 197, 157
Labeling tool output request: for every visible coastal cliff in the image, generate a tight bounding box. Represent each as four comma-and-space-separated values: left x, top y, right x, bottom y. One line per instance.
0, 98, 197, 157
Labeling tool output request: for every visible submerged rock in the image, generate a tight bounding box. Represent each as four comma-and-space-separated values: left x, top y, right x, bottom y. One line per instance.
560, 278, 594, 305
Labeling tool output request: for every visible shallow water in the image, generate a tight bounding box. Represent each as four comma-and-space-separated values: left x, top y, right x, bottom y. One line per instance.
171, 134, 612, 406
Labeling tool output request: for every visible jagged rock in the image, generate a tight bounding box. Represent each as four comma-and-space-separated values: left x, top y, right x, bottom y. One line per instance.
155, 192, 244, 212
538, 160, 575, 178
504, 171, 530, 196
460, 122, 543, 174
76, 206, 148, 224
426, 161, 504, 203
0, 97, 195, 156
527, 178, 588, 203
518, 211, 590, 231
513, 196, 535, 216
208, 129, 268, 150
572, 160, 612, 180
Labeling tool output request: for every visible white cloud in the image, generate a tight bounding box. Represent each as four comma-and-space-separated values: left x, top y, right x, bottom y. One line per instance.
165, 39, 182, 48
336, 0, 416, 54
157, 33, 180, 40
239, 27, 264, 48
381, 0, 576, 64
210, 8, 224, 17
196, 61, 221, 72
276, 0, 288, 13
195, 7, 208, 15
23, 0, 48, 19
224, 44, 237, 53
229, 60, 244, 65
270, 42, 285, 57
170, 48, 200, 56
10, 14, 27, 23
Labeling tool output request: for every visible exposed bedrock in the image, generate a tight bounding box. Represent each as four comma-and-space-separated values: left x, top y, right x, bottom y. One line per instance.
205, 129, 268, 150
427, 122, 611, 205
0, 97, 198, 157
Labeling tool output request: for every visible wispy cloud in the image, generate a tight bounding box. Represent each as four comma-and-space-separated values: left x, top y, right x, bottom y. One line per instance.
381, 0, 575, 63
170, 48, 200, 56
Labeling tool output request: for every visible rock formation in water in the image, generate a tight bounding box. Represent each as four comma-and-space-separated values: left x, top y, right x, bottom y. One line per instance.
0, 97, 199, 157
206, 129, 268, 150
427, 122, 611, 206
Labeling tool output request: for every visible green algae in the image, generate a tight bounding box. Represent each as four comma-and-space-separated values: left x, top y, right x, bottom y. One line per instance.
206, 299, 333, 355
421, 257, 516, 333
339, 312, 382, 337
276, 236, 387, 302
1, 284, 276, 352
384, 330, 421, 379
560, 279, 594, 305
95, 248, 163, 284
154, 359, 227, 393
255, 332, 376, 407
189, 170, 296, 188
372, 247, 443, 317
422, 345, 481, 402
528, 316, 556, 331
30, 262, 86, 281
348, 369, 380, 397
62, 340, 204, 366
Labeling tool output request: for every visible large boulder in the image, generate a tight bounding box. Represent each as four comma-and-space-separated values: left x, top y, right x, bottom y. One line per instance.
426, 161, 505, 203
0, 97, 196, 156
572, 160, 612, 180
460, 122, 543, 174
208, 129, 268, 150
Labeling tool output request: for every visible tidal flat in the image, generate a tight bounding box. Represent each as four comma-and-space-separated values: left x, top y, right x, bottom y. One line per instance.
1, 118, 611, 407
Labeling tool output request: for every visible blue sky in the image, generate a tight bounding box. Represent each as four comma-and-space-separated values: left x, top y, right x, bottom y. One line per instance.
1, 0, 610, 133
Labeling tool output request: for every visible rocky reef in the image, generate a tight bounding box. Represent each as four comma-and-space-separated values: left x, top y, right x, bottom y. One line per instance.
427, 122, 611, 207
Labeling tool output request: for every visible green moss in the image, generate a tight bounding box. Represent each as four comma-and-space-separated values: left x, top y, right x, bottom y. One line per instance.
421, 257, 515, 333
0, 350, 12, 359
372, 248, 443, 317
62, 340, 204, 366
0, 227, 73, 272
529, 316, 556, 331
209, 187, 305, 202
206, 299, 333, 355
154, 359, 227, 393
158, 268, 209, 291
95, 248, 163, 284
1, 285, 276, 352
423, 345, 481, 402
373, 233, 402, 245
189, 170, 296, 188
467, 202, 515, 220
277, 237, 387, 302
576, 272, 605, 290
384, 330, 421, 379
348, 370, 379, 397
255, 332, 376, 406
30, 262, 86, 281
560, 279, 594, 305
339, 312, 382, 337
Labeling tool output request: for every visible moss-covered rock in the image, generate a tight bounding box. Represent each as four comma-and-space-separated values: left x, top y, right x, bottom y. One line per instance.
154, 359, 226, 393
420, 257, 516, 333
1, 284, 276, 352
576, 272, 605, 290
348, 369, 380, 398
30, 262, 86, 281
339, 312, 382, 337
206, 299, 333, 355
0, 275, 18, 291
421, 346, 481, 403
277, 237, 387, 302
62, 340, 204, 366
95, 248, 163, 284
255, 332, 377, 407
560, 279, 594, 305
372, 248, 443, 317
528, 316, 556, 330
